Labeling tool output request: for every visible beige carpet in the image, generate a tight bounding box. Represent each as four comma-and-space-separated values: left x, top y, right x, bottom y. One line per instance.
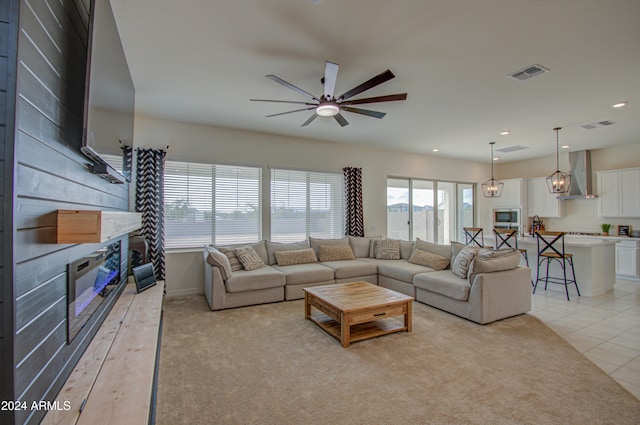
157, 296, 640, 425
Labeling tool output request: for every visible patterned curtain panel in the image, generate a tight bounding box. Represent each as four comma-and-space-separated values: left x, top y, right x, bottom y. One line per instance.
343, 167, 364, 237
120, 144, 133, 182
135, 148, 167, 280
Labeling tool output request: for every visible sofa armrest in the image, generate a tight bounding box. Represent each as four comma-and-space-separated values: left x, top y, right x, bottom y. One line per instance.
468, 267, 532, 324
203, 246, 229, 310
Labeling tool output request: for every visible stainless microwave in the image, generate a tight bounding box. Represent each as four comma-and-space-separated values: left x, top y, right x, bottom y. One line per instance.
493, 209, 520, 225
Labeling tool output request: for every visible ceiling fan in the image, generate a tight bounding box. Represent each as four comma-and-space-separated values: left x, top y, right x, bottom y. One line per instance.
250, 61, 407, 127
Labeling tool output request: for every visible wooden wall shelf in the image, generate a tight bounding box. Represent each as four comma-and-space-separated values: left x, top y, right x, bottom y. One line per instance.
56, 210, 142, 243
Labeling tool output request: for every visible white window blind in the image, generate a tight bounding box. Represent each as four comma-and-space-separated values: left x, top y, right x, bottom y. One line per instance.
164, 161, 261, 248
271, 169, 344, 243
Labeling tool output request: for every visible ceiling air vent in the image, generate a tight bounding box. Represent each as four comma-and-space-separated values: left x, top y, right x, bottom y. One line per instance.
508, 64, 549, 82
496, 145, 529, 153
581, 120, 615, 129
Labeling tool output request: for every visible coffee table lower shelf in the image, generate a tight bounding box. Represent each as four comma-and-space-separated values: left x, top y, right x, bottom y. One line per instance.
308, 312, 408, 345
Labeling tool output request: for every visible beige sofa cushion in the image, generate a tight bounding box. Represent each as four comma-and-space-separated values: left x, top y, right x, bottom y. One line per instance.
318, 245, 355, 262
309, 236, 349, 256
321, 259, 378, 279
274, 248, 318, 266
272, 263, 334, 285
266, 240, 310, 265
348, 235, 381, 258
234, 247, 266, 271
414, 270, 471, 301
408, 249, 450, 271
375, 260, 434, 283
205, 246, 233, 280
412, 238, 452, 261
469, 248, 521, 283
224, 266, 286, 293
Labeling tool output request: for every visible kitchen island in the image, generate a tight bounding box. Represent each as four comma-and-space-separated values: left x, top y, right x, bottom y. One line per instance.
516, 236, 619, 297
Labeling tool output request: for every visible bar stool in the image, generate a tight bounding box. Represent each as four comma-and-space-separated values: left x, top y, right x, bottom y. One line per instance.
463, 227, 484, 248
534, 231, 580, 301
494, 228, 532, 285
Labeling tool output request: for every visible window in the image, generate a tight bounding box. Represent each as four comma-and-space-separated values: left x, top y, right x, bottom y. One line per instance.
164, 161, 261, 248
271, 169, 344, 242
387, 178, 475, 243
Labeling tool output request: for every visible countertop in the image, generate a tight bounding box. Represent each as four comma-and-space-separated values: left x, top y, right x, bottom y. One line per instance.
516, 235, 622, 247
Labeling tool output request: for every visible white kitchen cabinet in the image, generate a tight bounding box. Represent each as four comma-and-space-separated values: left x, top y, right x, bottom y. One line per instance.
527, 177, 563, 218
616, 239, 640, 281
597, 168, 640, 218
485, 178, 525, 208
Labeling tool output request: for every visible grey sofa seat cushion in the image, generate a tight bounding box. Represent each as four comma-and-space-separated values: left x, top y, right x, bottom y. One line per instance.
321, 259, 378, 279
413, 270, 471, 301
224, 266, 286, 293
367, 259, 434, 283
272, 263, 334, 285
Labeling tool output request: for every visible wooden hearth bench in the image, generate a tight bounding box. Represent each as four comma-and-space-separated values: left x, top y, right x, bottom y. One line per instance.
42, 281, 164, 425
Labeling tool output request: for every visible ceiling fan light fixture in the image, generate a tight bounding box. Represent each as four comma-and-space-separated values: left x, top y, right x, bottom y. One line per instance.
315, 103, 340, 117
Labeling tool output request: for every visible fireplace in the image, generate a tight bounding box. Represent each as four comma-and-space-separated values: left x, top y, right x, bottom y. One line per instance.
67, 241, 121, 342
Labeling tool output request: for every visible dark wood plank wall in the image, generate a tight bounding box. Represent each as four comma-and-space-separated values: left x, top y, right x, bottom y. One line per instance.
2, 1, 19, 424
10, 0, 133, 423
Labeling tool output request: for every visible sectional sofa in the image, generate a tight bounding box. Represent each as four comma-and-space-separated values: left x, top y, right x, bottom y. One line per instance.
203, 236, 532, 324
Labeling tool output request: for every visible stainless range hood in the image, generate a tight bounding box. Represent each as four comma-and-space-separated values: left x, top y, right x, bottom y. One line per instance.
557, 150, 597, 200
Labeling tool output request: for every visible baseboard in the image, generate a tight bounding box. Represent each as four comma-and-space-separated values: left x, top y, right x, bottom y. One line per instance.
164, 287, 203, 297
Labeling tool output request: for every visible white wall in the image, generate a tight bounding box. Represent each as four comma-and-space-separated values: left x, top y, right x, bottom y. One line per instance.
496, 142, 640, 233
132, 114, 488, 295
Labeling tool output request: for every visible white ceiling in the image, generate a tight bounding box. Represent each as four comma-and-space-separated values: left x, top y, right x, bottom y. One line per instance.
109, 0, 640, 163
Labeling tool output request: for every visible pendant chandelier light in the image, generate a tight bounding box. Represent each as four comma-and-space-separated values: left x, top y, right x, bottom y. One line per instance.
481, 142, 503, 198
546, 127, 571, 194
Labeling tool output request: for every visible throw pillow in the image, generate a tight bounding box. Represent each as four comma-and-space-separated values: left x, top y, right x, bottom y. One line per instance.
234, 247, 266, 271
374, 239, 401, 260
218, 247, 243, 272
408, 249, 450, 271
468, 248, 521, 283
318, 245, 355, 262
266, 240, 309, 265
309, 236, 349, 256
451, 246, 478, 279
205, 246, 233, 280
412, 238, 452, 261
274, 248, 318, 266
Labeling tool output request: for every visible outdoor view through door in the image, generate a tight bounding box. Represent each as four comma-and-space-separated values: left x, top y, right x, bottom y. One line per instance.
387, 178, 474, 244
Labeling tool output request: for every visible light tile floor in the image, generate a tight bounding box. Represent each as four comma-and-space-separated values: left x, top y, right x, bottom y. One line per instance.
530, 278, 640, 400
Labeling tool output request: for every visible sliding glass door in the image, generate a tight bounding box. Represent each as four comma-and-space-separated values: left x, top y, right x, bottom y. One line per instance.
387, 178, 475, 244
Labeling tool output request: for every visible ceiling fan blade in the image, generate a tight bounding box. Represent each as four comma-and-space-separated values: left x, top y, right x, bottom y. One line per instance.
265, 75, 320, 102
324, 61, 339, 100
301, 113, 318, 127
337, 69, 395, 101
265, 107, 316, 118
333, 113, 349, 127
341, 106, 386, 119
339, 93, 407, 106
250, 99, 318, 106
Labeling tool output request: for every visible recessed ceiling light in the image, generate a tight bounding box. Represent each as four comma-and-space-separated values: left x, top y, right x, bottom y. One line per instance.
432, 148, 440, 152
612, 101, 628, 108
561, 145, 571, 149
499, 131, 510, 136
493, 157, 500, 161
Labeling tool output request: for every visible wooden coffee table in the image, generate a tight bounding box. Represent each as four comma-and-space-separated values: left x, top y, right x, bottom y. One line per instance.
304, 281, 413, 347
